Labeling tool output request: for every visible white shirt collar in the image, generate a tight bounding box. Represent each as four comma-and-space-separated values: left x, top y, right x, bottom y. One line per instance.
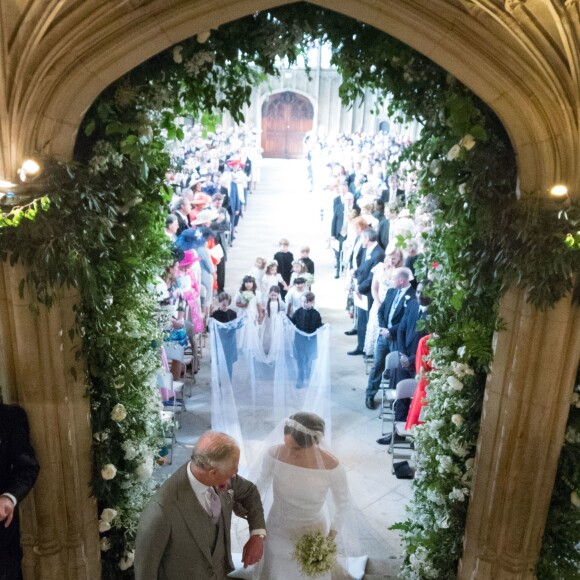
187, 461, 211, 501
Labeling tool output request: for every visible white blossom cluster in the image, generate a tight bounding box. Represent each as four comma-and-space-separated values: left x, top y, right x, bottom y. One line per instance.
400, 341, 478, 579
88, 141, 124, 175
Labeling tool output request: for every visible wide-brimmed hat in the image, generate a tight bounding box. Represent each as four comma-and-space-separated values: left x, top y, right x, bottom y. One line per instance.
190, 208, 219, 225
176, 227, 214, 250
192, 192, 212, 205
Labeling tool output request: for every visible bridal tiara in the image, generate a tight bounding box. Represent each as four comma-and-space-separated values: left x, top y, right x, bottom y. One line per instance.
284, 418, 322, 437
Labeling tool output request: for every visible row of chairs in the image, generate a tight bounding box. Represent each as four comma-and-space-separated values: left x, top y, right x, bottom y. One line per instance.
156, 334, 202, 465
378, 351, 417, 476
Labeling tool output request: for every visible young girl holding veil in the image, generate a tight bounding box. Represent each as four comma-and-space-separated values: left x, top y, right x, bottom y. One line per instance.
252, 412, 366, 580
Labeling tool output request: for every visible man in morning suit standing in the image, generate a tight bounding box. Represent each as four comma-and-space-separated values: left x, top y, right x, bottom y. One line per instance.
365, 268, 415, 409
377, 281, 431, 444
348, 228, 385, 356
0, 403, 40, 580
135, 431, 265, 580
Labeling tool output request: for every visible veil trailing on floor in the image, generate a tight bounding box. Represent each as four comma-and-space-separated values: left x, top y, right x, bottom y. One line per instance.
209, 315, 368, 579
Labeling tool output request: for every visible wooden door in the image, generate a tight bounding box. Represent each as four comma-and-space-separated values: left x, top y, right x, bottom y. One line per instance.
261, 92, 314, 159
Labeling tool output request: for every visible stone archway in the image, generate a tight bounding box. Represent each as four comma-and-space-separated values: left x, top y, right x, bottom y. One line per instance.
261, 91, 314, 159
0, 2, 579, 579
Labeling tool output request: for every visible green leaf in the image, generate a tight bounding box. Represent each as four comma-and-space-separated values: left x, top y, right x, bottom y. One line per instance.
84, 120, 96, 137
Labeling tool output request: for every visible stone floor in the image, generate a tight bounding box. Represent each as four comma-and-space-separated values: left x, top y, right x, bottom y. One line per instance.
160, 158, 411, 578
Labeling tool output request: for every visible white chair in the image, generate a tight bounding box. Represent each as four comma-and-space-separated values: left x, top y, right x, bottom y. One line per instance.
158, 353, 185, 412
160, 410, 176, 465
157, 369, 185, 412
379, 351, 401, 435
388, 378, 417, 463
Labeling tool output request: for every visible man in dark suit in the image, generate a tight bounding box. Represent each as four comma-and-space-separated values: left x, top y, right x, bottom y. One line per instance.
377, 281, 431, 444
135, 431, 265, 580
348, 228, 385, 355
373, 200, 390, 250
330, 186, 355, 279
365, 268, 415, 409
173, 197, 192, 236
0, 403, 40, 580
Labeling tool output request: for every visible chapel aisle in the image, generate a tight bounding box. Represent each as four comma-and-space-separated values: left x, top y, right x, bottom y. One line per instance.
165, 158, 411, 578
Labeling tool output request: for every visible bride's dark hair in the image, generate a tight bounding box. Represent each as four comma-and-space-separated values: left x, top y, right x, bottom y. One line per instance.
284, 412, 325, 448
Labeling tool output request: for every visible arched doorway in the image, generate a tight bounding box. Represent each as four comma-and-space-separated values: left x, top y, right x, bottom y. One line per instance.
261, 92, 314, 159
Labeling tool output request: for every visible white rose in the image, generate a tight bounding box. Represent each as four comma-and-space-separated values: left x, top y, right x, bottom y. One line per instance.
100, 508, 117, 523
98, 520, 111, 533
135, 462, 154, 481
172, 46, 183, 64
447, 144, 461, 161
112, 380, 124, 390
460, 134, 476, 150
451, 414, 464, 427
111, 404, 127, 422
197, 31, 211, 44
457, 346, 466, 358
447, 376, 464, 391
429, 160, 442, 176
571, 491, 580, 508
100, 537, 111, 552
458, 184, 467, 196
465, 457, 475, 470
119, 551, 135, 571
451, 361, 475, 378
571, 392, 580, 406
101, 464, 117, 480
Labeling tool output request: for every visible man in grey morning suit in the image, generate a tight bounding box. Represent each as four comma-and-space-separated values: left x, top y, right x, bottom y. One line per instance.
135, 431, 265, 580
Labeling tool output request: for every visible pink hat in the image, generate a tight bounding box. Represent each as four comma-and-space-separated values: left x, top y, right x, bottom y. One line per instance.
179, 249, 200, 268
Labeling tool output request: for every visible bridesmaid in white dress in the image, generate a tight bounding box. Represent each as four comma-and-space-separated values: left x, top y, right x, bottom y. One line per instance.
262, 286, 286, 356
256, 413, 352, 580
261, 261, 287, 301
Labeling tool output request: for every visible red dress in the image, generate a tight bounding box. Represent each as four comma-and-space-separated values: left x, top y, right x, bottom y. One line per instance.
405, 334, 432, 430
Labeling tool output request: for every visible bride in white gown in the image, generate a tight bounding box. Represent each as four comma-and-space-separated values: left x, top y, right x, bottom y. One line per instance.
255, 412, 355, 580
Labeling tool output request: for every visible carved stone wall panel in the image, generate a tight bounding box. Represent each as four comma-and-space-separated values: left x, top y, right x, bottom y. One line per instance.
0, 262, 100, 579
459, 287, 580, 578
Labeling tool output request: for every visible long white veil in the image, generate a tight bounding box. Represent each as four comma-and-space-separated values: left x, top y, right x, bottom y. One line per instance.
209, 315, 367, 579
209, 314, 332, 466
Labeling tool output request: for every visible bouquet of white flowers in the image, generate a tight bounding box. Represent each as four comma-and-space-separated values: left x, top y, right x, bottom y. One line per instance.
303, 273, 315, 286
241, 290, 254, 303
291, 531, 337, 577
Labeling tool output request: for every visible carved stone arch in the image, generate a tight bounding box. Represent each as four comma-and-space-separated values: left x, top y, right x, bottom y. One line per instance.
0, 0, 575, 197
0, 2, 579, 579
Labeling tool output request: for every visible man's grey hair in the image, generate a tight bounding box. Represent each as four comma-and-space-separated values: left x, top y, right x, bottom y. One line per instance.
190, 431, 239, 471
173, 197, 189, 212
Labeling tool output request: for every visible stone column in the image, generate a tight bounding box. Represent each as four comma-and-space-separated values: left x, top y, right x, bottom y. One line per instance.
458, 287, 580, 579
0, 262, 100, 579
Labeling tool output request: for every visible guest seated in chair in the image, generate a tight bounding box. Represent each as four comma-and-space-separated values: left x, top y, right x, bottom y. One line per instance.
377, 281, 431, 444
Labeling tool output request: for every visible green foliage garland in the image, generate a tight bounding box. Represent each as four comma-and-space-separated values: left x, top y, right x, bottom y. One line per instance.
1, 4, 578, 577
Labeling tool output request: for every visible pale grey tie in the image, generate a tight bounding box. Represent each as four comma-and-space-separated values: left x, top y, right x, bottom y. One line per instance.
206, 487, 221, 523
388, 290, 403, 326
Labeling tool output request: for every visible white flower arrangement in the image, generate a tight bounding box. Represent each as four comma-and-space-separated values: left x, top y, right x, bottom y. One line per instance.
100, 537, 111, 552
111, 403, 127, 422
118, 551, 135, 571
100, 508, 117, 523
241, 290, 255, 303
291, 531, 337, 578
446, 144, 461, 161
460, 134, 476, 150
101, 464, 117, 480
